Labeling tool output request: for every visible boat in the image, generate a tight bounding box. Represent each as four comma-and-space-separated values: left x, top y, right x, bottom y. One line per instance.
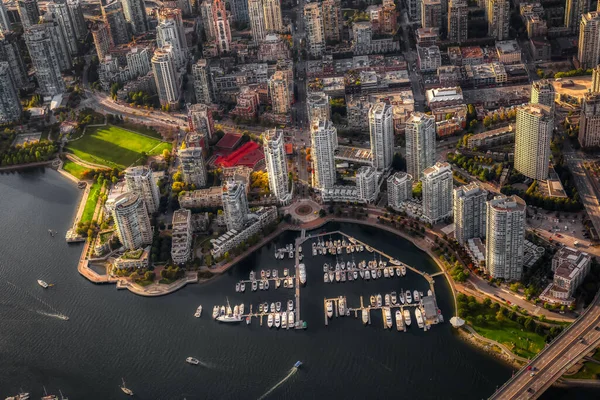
267, 314, 274, 328
414, 290, 420, 302
299, 263, 306, 285
276, 278, 281, 288
326, 301, 333, 318
338, 296, 346, 316
270, 303, 276, 312
370, 295, 376, 306
216, 299, 243, 323
415, 308, 424, 329
299, 246, 303, 253
365, 270, 370, 280
186, 357, 200, 365
366, 245, 373, 252
276, 302, 282, 312
384, 307, 393, 329
246, 315, 251, 325
347, 271, 353, 281
324, 272, 329, 283
323, 264, 329, 272
259, 280, 264, 290
401, 266, 406, 276
4, 391, 29, 400
261, 270, 266, 278
252, 280, 258, 291
259, 303, 264, 313
288, 300, 294, 311
282, 313, 287, 329
220, 306, 225, 315
362, 308, 369, 325
275, 313, 281, 328
266, 270, 271, 278
264, 280, 270, 290
376, 294, 382, 307
235, 282, 240, 292
340, 261, 345, 270
37, 280, 49, 288
359, 269, 364, 279
40, 387, 57, 400
294, 361, 302, 368
384, 294, 390, 306
283, 268, 289, 277
283, 279, 288, 288
399, 292, 405, 304
335, 271, 340, 282
391, 291, 397, 305
240, 282, 245, 292
263, 302, 269, 312
353, 271, 358, 280
377, 269, 382, 279
383, 268, 389, 278
328, 271, 334, 282
250, 271, 255, 280
396, 310, 404, 331
288, 311, 294, 326
120, 378, 133, 396
272, 269, 278, 278
406, 290, 412, 304
396, 267, 402, 277
404, 309, 412, 326
340, 271, 346, 282
239, 304, 244, 315
194, 305, 202, 318
388, 267, 395, 277
289, 251, 294, 259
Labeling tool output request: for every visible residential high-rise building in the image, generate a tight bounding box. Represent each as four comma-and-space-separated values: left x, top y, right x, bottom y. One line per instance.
307, 92, 330, 123
126, 47, 151, 77
263, 128, 291, 204
200, 1, 216, 41
579, 92, 600, 148
263, 0, 283, 33
592, 64, 600, 92
453, 183, 487, 245
157, 20, 187, 69
0, 1, 11, 32
91, 22, 111, 60
356, 166, 379, 203
387, 172, 413, 209
380, 0, 398, 35
352, 21, 372, 54
212, 0, 231, 54
0, 62, 21, 123
37, 18, 72, 70
369, 102, 394, 170
405, 112, 436, 179
179, 147, 207, 188
171, 209, 192, 264
187, 103, 214, 139
230, 0, 249, 23
67, 0, 87, 40
531, 79, 556, 112
268, 70, 290, 114
124, 166, 160, 214
222, 180, 249, 231
17, 0, 40, 28
322, 0, 343, 43
310, 119, 337, 189
578, 12, 600, 69
0, 32, 28, 88
102, 1, 130, 46
157, 8, 187, 54
421, 0, 442, 29
486, 0, 509, 40
152, 45, 181, 108
447, 0, 468, 43
304, 2, 325, 57
112, 192, 153, 251
192, 59, 213, 104
121, 0, 148, 35
408, 0, 420, 24
485, 195, 526, 280
565, 0, 590, 34
48, 0, 80, 55
24, 24, 68, 95
514, 103, 553, 180
248, 0, 267, 43
422, 162, 453, 223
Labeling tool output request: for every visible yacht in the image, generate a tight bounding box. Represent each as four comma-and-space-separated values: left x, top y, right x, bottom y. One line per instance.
328, 271, 335, 282
283, 268, 289, 277
216, 299, 243, 323
288, 311, 294, 326
396, 267, 402, 277
383, 268, 389, 278
365, 270, 370, 280
369, 295, 376, 307
362, 308, 369, 325
267, 314, 274, 328
403, 309, 412, 326
338, 296, 346, 316
186, 357, 200, 365
396, 310, 404, 331
212, 306, 219, 319
414, 290, 420, 302
384, 307, 393, 329
415, 308, 424, 329
326, 301, 333, 318
299, 263, 306, 285
353, 270, 358, 280
376, 294, 382, 307
266, 270, 271, 279
264, 280, 270, 290
288, 300, 294, 311
384, 294, 390, 306
406, 290, 413, 304
282, 313, 287, 329
401, 266, 406, 276
275, 278, 281, 289
194, 305, 202, 318
270, 303, 276, 313
252, 280, 258, 291
391, 291, 397, 305
240, 282, 245, 292
324, 272, 329, 283
335, 271, 340, 282
37, 280, 49, 289
276, 302, 282, 312
249, 271, 255, 280
259, 281, 264, 291
275, 313, 281, 328
235, 282, 240, 292
120, 379, 133, 396
4, 391, 29, 400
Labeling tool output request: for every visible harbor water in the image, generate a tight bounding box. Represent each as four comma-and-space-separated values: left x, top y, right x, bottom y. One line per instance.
0, 168, 592, 399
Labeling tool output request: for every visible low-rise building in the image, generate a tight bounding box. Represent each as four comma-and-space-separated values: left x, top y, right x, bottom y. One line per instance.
416, 27, 439, 47
539, 247, 592, 305
467, 125, 514, 149
417, 45, 442, 72
113, 246, 151, 270
464, 62, 507, 86
495, 40, 521, 64
356, 166, 379, 203
321, 186, 361, 203
426, 86, 463, 109
179, 186, 223, 209
171, 209, 193, 264
460, 46, 484, 65
466, 237, 486, 268
387, 171, 413, 210
437, 65, 462, 87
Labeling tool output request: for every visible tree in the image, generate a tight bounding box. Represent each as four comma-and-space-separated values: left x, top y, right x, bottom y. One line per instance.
483, 297, 492, 307
495, 310, 504, 322
144, 271, 155, 281
483, 116, 492, 128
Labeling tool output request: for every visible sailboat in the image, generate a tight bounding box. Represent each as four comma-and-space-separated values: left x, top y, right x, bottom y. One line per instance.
120, 378, 133, 396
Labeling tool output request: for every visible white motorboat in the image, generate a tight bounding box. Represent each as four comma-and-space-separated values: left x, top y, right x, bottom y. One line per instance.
266, 270, 271, 278
324, 272, 329, 283
406, 290, 413, 304
377, 270, 382, 279
240, 282, 245, 292
120, 378, 133, 396
276, 302, 282, 312
399, 292, 405, 304
216, 299, 243, 323
289, 251, 294, 259
240, 304, 245, 315
194, 305, 202, 318
335, 271, 340, 282
261, 270, 266, 279
428, 289, 433, 297
383, 268, 389, 278
259, 281, 264, 290
299, 263, 306, 285
259, 303, 264, 313
384, 307, 393, 329
283, 279, 288, 288
362, 308, 369, 325
288, 300, 294, 311
270, 303, 276, 313
384, 294, 390, 306
340, 271, 346, 282
326, 301, 333, 318
396, 310, 404, 331
391, 291, 397, 305
404, 309, 412, 326
272, 269, 278, 278
252, 280, 258, 291
347, 271, 353, 281
287, 277, 294, 288
235, 282, 240, 292
365, 270, 370, 280
250, 271, 255, 280
401, 266, 406, 276
267, 314, 274, 328
414, 290, 420, 302
359, 270, 364, 279
275, 313, 281, 328
264, 280, 270, 290
323, 263, 329, 272
282, 313, 287, 329
37, 280, 49, 288
186, 357, 200, 365
415, 307, 424, 329
388, 267, 395, 277
396, 268, 402, 277
376, 294, 382, 307
338, 296, 346, 316
246, 315, 251, 325
212, 306, 219, 319
276, 278, 281, 288
353, 271, 358, 280
233, 305, 239, 316
284, 268, 289, 276
5, 391, 29, 400
288, 311, 294, 326
370, 295, 376, 307
328, 271, 335, 282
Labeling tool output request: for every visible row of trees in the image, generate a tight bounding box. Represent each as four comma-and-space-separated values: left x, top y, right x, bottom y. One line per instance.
482, 108, 518, 128
447, 153, 505, 182
1, 140, 57, 166
501, 183, 582, 212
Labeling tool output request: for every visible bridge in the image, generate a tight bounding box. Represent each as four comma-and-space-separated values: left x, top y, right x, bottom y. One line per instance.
489, 291, 600, 399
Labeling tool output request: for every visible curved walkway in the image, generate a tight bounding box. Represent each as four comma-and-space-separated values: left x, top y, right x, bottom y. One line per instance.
463, 324, 530, 363
116, 273, 198, 297
64, 153, 110, 170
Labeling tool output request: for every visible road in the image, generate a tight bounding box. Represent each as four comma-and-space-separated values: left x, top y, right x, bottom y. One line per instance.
489, 291, 600, 399
565, 151, 600, 238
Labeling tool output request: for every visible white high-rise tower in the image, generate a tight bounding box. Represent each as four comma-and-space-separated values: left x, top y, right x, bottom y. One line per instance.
405, 112, 436, 179
310, 120, 337, 190
263, 128, 291, 204
369, 102, 395, 170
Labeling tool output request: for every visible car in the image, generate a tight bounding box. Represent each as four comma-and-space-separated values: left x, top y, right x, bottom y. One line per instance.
530, 372, 536, 376
527, 388, 534, 393
527, 366, 532, 371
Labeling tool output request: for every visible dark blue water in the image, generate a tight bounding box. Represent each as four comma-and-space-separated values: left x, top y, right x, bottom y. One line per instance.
0, 168, 588, 399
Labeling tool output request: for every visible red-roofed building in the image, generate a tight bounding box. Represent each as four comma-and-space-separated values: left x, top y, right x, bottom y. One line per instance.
285, 143, 293, 155
215, 141, 265, 168
216, 133, 242, 151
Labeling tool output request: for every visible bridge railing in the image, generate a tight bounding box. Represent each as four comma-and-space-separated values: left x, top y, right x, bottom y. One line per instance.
489, 288, 600, 399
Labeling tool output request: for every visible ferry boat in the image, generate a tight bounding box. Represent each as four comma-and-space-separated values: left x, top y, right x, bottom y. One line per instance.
37, 280, 49, 288
288, 300, 294, 311
414, 290, 420, 302
415, 308, 424, 329
370, 295, 376, 307
288, 311, 294, 326
324, 272, 329, 283
406, 290, 413, 304
5, 391, 29, 400
326, 301, 333, 318
362, 308, 369, 325
120, 379, 133, 396
252, 280, 258, 291
194, 306, 202, 318
384, 307, 393, 329
396, 267, 402, 277
276, 302, 282, 312
282, 313, 287, 329
338, 296, 346, 316
396, 310, 404, 331
240, 282, 245, 292
235, 282, 240, 292
270, 303, 276, 313
186, 357, 200, 365
391, 291, 397, 305
384, 294, 390, 306
275, 313, 281, 328
376, 294, 382, 307
328, 271, 334, 282
267, 314, 274, 328
299, 263, 306, 285
403, 309, 412, 326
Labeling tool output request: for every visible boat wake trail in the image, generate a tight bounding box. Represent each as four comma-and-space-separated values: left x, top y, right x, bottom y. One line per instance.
5, 281, 69, 321
257, 368, 297, 400
36, 310, 69, 321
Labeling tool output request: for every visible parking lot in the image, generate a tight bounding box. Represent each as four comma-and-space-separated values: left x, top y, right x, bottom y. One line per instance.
527, 207, 596, 252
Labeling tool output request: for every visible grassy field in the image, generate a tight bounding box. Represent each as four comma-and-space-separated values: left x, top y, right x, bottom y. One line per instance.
80, 181, 102, 223
570, 361, 600, 379
65, 125, 171, 169
62, 159, 89, 180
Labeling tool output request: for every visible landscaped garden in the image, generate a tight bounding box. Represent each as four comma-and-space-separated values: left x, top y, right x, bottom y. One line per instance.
80, 181, 103, 224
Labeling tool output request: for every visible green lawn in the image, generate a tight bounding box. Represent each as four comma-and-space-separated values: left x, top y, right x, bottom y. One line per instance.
62, 159, 88, 180
570, 362, 600, 379
65, 125, 171, 169
80, 181, 102, 223
120, 122, 163, 139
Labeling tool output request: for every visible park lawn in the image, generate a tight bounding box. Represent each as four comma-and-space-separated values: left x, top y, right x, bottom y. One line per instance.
80, 181, 102, 224
570, 361, 600, 379
65, 125, 170, 169
62, 159, 88, 180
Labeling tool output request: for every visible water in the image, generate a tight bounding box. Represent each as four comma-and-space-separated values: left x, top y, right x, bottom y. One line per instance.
0, 168, 582, 399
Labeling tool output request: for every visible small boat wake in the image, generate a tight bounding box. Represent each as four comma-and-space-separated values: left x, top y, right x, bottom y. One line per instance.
257, 367, 297, 400
5, 281, 69, 321
36, 310, 69, 320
